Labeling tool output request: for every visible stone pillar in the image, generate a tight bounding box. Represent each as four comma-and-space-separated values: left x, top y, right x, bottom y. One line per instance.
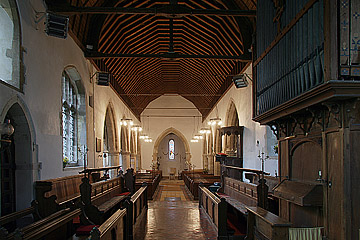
221, 134, 226, 153
203, 154, 208, 170
122, 151, 131, 170
207, 154, 214, 174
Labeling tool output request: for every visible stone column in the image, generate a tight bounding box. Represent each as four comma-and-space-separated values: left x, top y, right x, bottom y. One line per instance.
203, 154, 208, 170
122, 151, 131, 170
207, 154, 214, 174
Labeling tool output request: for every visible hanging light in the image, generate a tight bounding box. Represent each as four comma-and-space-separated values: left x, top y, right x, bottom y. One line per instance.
120, 118, 133, 126
191, 139, 199, 143
193, 135, 203, 140
139, 134, 148, 139
144, 138, 153, 143
199, 128, 211, 134
208, 117, 222, 126
131, 125, 142, 132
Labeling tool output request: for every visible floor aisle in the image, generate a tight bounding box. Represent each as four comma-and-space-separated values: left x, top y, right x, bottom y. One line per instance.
133, 179, 217, 240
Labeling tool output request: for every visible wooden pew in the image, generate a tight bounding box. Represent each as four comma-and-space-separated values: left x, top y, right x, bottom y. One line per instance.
125, 184, 148, 240
88, 208, 127, 240
4, 208, 81, 240
79, 176, 127, 226
182, 172, 220, 200
198, 185, 228, 239
221, 177, 257, 214
246, 206, 291, 240
135, 171, 161, 200
34, 174, 84, 218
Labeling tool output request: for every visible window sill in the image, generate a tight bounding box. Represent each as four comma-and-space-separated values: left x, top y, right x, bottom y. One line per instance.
63, 166, 84, 171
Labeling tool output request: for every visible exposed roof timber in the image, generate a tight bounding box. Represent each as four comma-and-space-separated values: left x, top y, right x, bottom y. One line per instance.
85, 51, 251, 61
48, 5, 256, 17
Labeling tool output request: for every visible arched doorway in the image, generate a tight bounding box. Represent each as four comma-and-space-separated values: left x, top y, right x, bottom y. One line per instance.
153, 128, 191, 177
1, 103, 33, 216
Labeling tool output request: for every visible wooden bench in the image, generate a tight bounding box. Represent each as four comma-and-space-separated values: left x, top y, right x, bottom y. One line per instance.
246, 206, 291, 240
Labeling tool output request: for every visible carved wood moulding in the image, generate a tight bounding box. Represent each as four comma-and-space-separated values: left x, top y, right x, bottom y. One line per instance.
268, 98, 360, 139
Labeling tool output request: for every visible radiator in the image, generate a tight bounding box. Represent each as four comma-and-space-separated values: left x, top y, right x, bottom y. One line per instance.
289, 227, 323, 240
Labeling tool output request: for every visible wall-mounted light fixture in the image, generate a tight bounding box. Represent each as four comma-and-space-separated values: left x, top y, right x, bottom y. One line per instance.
45, 13, 69, 39
233, 73, 252, 88
0, 120, 14, 143
208, 117, 222, 126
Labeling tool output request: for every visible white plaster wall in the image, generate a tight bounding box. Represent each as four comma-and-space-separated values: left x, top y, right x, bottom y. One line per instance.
203, 66, 278, 176
140, 95, 202, 171
0, 0, 139, 182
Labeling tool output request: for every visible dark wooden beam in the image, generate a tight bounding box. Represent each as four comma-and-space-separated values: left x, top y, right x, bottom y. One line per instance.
47, 5, 256, 17
85, 51, 251, 61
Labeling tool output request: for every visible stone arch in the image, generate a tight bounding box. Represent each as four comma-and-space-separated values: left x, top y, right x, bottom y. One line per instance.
0, 96, 37, 213
152, 127, 191, 166
103, 103, 119, 169
225, 100, 239, 126
224, 100, 240, 156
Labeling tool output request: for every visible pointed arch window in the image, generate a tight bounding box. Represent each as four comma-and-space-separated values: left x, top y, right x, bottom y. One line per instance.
62, 71, 78, 164
169, 139, 175, 160
61, 68, 86, 168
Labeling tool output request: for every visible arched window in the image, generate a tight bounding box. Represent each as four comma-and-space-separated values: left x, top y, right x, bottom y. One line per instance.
0, 0, 22, 90
62, 68, 86, 167
169, 139, 175, 160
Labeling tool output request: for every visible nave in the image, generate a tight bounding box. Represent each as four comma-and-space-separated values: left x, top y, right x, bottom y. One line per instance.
133, 179, 217, 240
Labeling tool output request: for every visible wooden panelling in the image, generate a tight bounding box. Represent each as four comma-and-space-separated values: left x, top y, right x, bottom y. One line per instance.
290, 140, 322, 182
349, 129, 360, 240
326, 131, 344, 240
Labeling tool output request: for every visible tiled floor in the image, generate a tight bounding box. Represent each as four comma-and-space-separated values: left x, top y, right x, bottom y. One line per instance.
133, 179, 217, 240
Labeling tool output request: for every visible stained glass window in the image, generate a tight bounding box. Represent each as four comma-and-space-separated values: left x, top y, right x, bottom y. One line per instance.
62, 71, 78, 165
169, 139, 175, 160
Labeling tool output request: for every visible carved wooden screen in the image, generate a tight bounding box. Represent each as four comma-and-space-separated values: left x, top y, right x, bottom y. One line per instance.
255, 0, 324, 116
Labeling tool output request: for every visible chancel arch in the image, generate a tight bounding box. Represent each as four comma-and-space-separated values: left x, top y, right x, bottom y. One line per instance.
152, 127, 191, 176
0, 99, 36, 215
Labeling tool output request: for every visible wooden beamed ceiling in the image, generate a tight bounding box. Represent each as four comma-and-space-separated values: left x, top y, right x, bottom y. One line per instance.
46, 0, 256, 119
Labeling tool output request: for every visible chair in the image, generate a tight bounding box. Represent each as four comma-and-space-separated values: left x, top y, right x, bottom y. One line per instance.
169, 168, 176, 180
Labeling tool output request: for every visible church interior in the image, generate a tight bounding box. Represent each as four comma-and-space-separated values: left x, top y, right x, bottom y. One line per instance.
0, 0, 359, 239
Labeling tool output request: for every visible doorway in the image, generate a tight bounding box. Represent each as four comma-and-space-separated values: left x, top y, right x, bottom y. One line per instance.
1, 103, 33, 218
